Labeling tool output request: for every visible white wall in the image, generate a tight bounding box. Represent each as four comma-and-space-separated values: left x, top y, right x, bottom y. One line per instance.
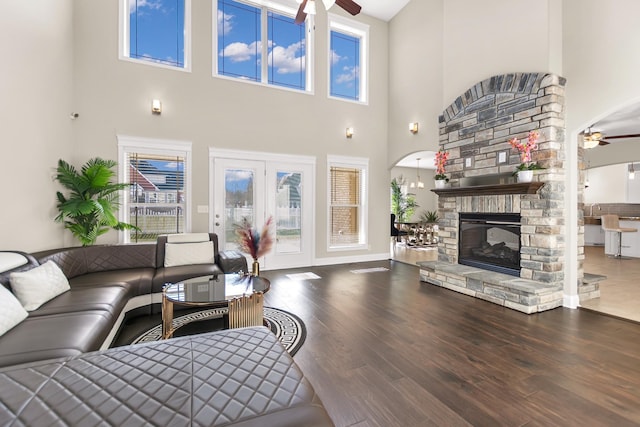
0, 0, 74, 252
387, 0, 443, 168
442, 0, 558, 106
585, 164, 627, 204
68, 1, 390, 261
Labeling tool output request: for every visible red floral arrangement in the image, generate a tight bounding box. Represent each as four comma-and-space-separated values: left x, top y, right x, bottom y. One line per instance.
234, 216, 274, 260
434, 149, 449, 180
509, 130, 543, 171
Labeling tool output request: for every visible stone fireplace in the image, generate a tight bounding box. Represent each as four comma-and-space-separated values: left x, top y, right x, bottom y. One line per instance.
419, 73, 567, 314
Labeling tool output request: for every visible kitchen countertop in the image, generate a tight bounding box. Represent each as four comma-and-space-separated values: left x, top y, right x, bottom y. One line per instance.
584, 216, 640, 225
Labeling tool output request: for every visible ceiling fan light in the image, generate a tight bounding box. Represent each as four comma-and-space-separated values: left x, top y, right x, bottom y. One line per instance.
304, 0, 316, 15
583, 138, 600, 149
322, 0, 336, 9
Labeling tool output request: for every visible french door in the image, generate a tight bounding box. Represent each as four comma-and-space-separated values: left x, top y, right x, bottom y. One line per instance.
210, 150, 315, 270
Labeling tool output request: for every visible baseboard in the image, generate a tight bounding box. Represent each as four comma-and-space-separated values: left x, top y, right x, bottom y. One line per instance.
563, 294, 580, 309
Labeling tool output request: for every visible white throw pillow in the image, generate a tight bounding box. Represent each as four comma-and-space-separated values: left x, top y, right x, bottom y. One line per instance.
164, 241, 215, 267
166, 233, 210, 243
10, 261, 71, 311
0, 285, 28, 337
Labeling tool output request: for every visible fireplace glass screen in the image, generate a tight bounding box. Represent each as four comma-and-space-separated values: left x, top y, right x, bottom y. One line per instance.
458, 213, 521, 276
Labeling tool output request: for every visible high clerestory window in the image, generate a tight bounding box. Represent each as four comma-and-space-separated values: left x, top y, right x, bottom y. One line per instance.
119, 0, 192, 71
328, 14, 368, 103
215, 0, 311, 92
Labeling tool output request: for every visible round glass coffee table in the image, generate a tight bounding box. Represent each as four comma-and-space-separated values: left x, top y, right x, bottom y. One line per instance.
161, 274, 270, 339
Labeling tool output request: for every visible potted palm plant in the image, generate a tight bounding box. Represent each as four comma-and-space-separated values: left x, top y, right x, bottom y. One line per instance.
54, 157, 138, 246
391, 176, 418, 222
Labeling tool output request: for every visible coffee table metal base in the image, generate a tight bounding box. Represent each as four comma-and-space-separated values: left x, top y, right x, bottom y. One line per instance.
162, 292, 265, 339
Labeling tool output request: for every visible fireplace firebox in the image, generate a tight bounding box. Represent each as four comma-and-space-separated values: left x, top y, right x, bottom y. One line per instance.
458, 213, 521, 276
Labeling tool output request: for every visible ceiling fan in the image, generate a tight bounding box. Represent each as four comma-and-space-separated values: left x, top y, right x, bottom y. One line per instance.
583, 127, 640, 148
294, 0, 362, 25
583, 127, 607, 148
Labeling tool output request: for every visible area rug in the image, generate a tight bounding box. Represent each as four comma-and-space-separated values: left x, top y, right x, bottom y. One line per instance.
130, 307, 306, 356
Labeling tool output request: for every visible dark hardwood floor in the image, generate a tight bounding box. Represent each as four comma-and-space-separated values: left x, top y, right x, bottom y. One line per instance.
116, 260, 640, 426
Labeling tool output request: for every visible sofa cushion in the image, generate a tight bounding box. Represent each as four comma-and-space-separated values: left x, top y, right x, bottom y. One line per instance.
164, 241, 215, 267
0, 252, 28, 273
166, 232, 211, 243
10, 261, 70, 311
152, 264, 222, 293
156, 233, 220, 269
69, 268, 156, 297
0, 285, 28, 337
27, 285, 129, 318
0, 251, 40, 289
0, 310, 114, 368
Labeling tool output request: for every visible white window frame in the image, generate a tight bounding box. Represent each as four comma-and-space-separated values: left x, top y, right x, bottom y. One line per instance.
327, 155, 369, 251
213, 0, 314, 94
119, 0, 192, 72
327, 13, 368, 104
117, 135, 193, 243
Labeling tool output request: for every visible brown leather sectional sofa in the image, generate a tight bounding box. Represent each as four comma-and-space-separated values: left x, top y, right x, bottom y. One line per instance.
0, 233, 246, 368
0, 235, 335, 426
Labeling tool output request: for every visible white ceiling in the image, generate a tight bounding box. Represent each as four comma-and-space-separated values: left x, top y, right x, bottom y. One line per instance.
590, 102, 640, 141
356, 0, 411, 21
395, 151, 436, 170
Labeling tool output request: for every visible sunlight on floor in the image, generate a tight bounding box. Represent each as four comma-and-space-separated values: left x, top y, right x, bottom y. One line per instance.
581, 246, 640, 323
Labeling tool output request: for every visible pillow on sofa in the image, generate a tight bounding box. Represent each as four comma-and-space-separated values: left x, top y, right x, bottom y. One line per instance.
10, 261, 71, 311
164, 241, 215, 267
0, 285, 28, 337
166, 233, 210, 243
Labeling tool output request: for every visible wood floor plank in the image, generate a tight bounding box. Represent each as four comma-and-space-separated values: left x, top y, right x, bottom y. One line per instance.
260, 260, 640, 426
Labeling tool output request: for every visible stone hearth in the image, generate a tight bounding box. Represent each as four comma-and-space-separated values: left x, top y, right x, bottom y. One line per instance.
419, 73, 572, 314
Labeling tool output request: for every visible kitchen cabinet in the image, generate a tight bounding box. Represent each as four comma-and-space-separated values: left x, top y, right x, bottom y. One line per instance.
585, 224, 605, 246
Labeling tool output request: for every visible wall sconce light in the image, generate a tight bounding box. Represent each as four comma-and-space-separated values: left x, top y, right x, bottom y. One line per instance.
346, 127, 354, 138
151, 99, 162, 115
409, 122, 419, 134
629, 163, 635, 180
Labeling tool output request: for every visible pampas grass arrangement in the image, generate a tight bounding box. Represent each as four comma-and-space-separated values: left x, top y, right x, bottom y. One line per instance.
234, 216, 274, 261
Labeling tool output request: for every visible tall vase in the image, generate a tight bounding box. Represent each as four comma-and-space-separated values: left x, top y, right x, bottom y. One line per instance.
517, 170, 533, 183
252, 259, 260, 276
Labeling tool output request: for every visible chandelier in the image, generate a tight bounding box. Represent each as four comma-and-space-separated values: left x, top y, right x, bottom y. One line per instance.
410, 158, 424, 189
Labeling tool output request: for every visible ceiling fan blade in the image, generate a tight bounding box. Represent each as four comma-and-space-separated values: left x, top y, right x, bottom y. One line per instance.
600, 133, 640, 140
294, 0, 307, 24
598, 140, 611, 146
335, 0, 361, 16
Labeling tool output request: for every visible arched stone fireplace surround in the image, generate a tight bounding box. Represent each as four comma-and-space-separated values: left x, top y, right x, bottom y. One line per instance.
419, 73, 572, 313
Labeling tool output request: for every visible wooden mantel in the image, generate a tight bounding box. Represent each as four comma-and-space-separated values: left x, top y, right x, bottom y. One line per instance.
431, 182, 544, 197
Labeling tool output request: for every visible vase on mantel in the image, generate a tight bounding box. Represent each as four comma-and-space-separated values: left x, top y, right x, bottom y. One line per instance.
517, 170, 534, 183
251, 259, 260, 276
435, 179, 447, 189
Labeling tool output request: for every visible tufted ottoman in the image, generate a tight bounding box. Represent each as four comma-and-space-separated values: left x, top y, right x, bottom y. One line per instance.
0, 327, 333, 426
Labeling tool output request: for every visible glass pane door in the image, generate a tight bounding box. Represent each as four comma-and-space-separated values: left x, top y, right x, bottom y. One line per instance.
212, 153, 313, 270
213, 159, 265, 252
